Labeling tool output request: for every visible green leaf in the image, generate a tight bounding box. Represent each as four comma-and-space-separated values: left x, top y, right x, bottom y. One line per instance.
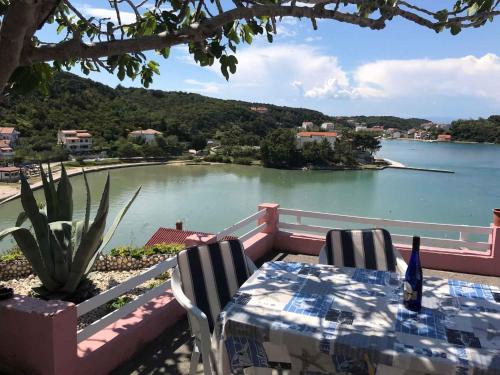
82, 169, 91, 234
56, 163, 73, 221
468, 3, 479, 16
91, 185, 142, 270
0, 227, 58, 291
19, 174, 54, 276
62, 173, 111, 293
49, 221, 73, 284
157, 47, 170, 58
450, 22, 461, 35
56, 23, 66, 34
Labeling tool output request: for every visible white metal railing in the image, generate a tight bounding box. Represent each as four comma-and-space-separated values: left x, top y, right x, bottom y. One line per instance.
76, 256, 177, 343
76, 209, 269, 343
216, 209, 267, 241
278, 208, 492, 252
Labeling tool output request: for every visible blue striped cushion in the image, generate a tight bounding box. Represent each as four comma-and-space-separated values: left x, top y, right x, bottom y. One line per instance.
176, 240, 250, 331
325, 229, 396, 271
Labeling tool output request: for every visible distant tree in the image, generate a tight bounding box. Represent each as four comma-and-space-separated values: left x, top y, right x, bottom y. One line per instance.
190, 135, 207, 151
261, 128, 301, 168
352, 132, 382, 154
142, 143, 164, 158
302, 142, 323, 165
117, 141, 143, 158
1, 1, 498, 96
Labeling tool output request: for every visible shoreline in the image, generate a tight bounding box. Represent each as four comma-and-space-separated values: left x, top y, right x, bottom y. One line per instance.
0, 160, 186, 206
386, 138, 497, 145
0, 154, 447, 204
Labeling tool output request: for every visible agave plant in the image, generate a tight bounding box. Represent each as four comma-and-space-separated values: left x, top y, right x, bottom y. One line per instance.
0, 164, 140, 300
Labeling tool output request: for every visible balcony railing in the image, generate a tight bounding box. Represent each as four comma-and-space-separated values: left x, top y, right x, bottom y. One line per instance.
75, 205, 494, 343
278, 207, 492, 252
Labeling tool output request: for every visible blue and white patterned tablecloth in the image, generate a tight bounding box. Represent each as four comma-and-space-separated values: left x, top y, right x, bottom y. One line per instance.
213, 261, 500, 375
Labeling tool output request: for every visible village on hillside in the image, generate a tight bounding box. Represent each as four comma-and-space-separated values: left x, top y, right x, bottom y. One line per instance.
0, 116, 456, 183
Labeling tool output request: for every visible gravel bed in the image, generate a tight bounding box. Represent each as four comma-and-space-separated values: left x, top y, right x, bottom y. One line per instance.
1, 269, 171, 331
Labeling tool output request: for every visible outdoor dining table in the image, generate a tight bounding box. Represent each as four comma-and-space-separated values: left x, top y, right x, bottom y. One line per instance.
213, 261, 500, 375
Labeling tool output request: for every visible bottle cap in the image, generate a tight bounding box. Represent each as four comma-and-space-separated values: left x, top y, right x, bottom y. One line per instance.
412, 236, 420, 250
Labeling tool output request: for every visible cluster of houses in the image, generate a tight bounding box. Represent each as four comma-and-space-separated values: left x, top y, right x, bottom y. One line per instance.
296, 122, 338, 149
354, 122, 452, 142
296, 119, 454, 150
56, 128, 165, 153
0, 127, 20, 160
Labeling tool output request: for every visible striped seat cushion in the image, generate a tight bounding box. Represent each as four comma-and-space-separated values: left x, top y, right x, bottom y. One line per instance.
176, 240, 251, 331
324, 229, 397, 272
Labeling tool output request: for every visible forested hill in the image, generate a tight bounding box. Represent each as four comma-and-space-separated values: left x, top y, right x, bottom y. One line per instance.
0, 73, 334, 149
451, 116, 500, 143
0, 73, 429, 151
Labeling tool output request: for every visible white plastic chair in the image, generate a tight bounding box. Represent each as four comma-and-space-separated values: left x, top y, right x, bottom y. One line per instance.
171, 240, 257, 375
318, 228, 407, 274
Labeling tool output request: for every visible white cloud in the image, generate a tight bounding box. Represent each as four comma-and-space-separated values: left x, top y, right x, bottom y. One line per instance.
353, 54, 500, 101
184, 79, 222, 94
83, 6, 136, 24
178, 41, 500, 109
276, 25, 297, 37
305, 36, 323, 42
207, 44, 352, 99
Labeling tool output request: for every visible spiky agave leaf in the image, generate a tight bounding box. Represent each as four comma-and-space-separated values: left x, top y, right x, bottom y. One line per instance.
72, 220, 85, 255
40, 163, 58, 222
82, 169, 91, 234
49, 221, 72, 285
15, 211, 28, 227
0, 227, 58, 291
85, 185, 142, 274
56, 164, 73, 222
62, 173, 111, 293
19, 174, 54, 276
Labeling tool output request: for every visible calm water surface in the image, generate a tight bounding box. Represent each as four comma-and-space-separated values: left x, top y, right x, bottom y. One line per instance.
0, 140, 499, 251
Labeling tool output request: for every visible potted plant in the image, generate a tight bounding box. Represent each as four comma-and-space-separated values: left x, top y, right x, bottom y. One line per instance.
0, 164, 140, 302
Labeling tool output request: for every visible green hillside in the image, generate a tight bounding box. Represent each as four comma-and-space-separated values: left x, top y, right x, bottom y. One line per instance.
0, 73, 435, 160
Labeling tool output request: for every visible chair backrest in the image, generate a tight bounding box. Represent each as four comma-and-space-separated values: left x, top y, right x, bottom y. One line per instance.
322, 228, 397, 272
176, 239, 252, 331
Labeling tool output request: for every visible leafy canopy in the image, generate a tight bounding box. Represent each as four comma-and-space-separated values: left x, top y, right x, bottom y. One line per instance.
0, 0, 499, 95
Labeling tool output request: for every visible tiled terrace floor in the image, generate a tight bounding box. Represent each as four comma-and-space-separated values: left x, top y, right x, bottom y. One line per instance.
112, 251, 500, 375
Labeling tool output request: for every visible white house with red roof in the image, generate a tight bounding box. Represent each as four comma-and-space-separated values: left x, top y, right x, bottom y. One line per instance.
128, 129, 162, 144
296, 131, 337, 149
0, 140, 14, 159
0, 127, 20, 146
0, 166, 20, 182
57, 130, 92, 153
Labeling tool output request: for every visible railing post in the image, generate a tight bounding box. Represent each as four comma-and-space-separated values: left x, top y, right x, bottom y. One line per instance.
258, 203, 280, 235
491, 218, 500, 258
185, 233, 217, 247
0, 296, 77, 375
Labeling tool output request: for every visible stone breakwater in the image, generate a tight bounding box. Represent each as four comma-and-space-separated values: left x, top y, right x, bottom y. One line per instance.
0, 254, 173, 281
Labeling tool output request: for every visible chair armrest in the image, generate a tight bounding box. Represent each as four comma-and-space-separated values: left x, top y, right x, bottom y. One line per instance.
318, 244, 328, 265
245, 255, 258, 275
172, 267, 211, 336
394, 247, 407, 274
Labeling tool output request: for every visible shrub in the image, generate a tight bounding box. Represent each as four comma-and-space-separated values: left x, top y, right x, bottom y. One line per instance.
204, 154, 232, 163
0, 247, 24, 262
233, 157, 253, 165
109, 243, 184, 258
107, 295, 133, 311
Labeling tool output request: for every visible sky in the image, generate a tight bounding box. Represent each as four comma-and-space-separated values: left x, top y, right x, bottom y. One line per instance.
37, 3, 500, 122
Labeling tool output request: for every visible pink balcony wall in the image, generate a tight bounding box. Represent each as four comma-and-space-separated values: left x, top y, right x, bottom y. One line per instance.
1, 203, 499, 375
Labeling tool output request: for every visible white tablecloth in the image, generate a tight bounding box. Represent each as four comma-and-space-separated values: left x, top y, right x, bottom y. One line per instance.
214, 261, 500, 375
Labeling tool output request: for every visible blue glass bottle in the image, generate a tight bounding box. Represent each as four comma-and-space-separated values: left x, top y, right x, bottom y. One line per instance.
404, 236, 423, 312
